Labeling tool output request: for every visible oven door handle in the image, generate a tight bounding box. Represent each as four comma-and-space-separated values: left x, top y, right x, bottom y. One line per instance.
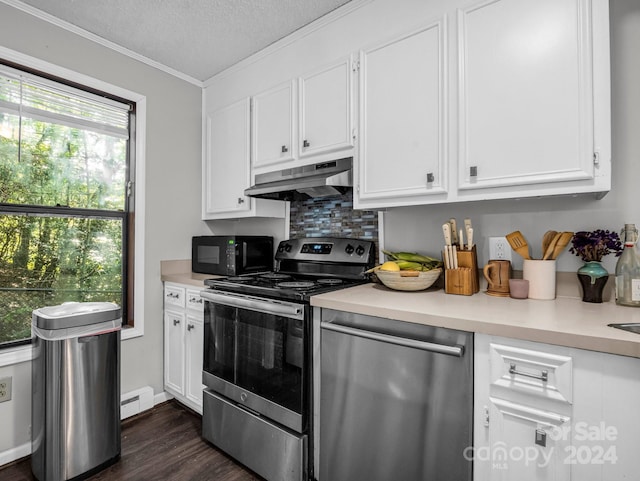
200, 290, 305, 319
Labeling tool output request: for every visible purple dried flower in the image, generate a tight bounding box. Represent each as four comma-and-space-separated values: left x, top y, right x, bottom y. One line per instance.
569, 230, 622, 262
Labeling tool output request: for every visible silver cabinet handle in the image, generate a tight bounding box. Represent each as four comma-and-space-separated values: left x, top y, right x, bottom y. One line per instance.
470, 166, 478, 177
237, 197, 245, 204
426, 172, 434, 183
187, 324, 194, 331
509, 363, 548, 382
166, 292, 180, 299
303, 140, 310, 148
173, 319, 180, 326
320, 321, 464, 357
281, 145, 288, 153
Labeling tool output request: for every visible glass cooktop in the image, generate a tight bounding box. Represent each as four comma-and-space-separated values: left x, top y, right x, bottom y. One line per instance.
204, 272, 364, 302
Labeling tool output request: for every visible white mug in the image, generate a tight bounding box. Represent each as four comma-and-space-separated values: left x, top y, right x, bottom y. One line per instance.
522, 260, 556, 300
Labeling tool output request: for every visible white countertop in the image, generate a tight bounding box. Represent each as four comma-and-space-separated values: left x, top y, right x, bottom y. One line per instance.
310, 283, 640, 358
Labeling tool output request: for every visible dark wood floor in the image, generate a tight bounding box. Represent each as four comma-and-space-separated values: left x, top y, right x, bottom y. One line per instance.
0, 400, 263, 481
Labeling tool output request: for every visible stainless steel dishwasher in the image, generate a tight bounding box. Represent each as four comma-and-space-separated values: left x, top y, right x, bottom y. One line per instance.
318, 308, 473, 481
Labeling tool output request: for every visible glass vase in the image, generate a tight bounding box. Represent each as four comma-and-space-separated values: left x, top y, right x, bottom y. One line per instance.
577, 261, 609, 303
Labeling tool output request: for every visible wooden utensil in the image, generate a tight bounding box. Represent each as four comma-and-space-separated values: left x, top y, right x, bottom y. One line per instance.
549, 231, 574, 260
542, 230, 558, 256
506, 231, 531, 259
542, 232, 562, 260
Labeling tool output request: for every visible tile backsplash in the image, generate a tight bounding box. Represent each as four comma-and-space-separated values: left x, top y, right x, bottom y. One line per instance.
289, 193, 378, 242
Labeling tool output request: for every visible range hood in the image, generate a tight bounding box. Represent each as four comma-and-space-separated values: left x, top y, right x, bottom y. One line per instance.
244, 158, 352, 201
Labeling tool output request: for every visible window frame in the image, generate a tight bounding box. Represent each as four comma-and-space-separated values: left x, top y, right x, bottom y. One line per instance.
0, 46, 146, 364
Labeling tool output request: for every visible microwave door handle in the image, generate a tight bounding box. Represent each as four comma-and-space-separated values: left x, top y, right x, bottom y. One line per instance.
242, 242, 247, 269
200, 291, 304, 319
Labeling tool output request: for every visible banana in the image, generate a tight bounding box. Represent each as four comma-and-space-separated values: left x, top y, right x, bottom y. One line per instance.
394, 260, 425, 271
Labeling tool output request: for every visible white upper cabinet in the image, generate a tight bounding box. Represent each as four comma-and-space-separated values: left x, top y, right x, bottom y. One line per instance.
203, 0, 610, 211
252, 58, 355, 174
202, 97, 285, 220
356, 21, 447, 209
252, 80, 296, 170
298, 57, 354, 160
457, 0, 607, 196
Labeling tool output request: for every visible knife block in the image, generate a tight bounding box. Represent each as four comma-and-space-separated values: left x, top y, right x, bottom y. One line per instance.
444, 245, 479, 295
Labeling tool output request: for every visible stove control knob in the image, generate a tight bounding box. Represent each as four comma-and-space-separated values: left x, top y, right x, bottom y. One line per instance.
345, 244, 355, 255
355, 245, 365, 256
284, 243, 292, 253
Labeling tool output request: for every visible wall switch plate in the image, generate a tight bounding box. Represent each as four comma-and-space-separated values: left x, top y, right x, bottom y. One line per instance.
489, 237, 512, 261
0, 376, 12, 402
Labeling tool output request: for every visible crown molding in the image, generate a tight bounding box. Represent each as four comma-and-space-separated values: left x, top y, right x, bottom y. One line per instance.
202, 0, 374, 88
0, 0, 203, 87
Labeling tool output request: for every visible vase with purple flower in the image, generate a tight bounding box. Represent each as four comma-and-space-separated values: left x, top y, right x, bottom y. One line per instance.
569, 230, 623, 303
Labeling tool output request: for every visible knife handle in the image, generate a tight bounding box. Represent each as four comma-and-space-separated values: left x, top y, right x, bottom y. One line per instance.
442, 223, 452, 246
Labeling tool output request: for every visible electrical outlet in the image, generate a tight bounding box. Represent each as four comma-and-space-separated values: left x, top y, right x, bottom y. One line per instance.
489, 237, 512, 261
0, 377, 12, 402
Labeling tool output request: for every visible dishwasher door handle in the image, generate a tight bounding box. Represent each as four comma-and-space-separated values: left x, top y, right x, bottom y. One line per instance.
320, 321, 464, 357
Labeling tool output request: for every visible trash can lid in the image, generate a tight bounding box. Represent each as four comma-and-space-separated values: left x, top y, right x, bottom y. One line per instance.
32, 301, 121, 330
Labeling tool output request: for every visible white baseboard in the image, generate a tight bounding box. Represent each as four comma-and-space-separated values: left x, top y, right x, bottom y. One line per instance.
154, 391, 174, 405
0, 441, 30, 467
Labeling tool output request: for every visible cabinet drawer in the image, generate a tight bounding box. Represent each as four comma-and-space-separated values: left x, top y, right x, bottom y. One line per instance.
164, 284, 185, 309
186, 289, 204, 314
490, 343, 573, 405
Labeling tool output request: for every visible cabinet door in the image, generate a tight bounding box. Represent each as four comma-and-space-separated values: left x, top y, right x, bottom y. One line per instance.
299, 58, 353, 159
185, 315, 204, 411
164, 310, 185, 396
481, 398, 571, 481
252, 80, 296, 169
203, 98, 252, 217
357, 20, 447, 207
458, 0, 595, 191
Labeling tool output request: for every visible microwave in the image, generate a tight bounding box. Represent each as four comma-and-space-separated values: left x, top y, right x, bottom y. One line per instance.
192, 236, 273, 276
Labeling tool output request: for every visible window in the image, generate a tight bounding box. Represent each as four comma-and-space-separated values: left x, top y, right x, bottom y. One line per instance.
0, 61, 135, 348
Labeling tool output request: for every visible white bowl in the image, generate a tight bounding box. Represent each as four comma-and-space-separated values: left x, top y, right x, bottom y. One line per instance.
375, 269, 442, 291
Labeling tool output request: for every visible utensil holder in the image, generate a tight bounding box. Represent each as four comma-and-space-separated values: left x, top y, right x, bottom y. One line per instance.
444, 245, 479, 295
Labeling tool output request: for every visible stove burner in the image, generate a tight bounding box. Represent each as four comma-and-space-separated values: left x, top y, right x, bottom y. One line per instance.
276, 281, 316, 289
317, 278, 343, 285
259, 273, 292, 280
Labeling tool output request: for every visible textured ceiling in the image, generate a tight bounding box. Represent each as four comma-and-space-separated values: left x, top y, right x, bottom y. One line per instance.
17, 0, 353, 82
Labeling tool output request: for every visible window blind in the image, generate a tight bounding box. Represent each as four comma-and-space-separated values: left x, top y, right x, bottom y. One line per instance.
0, 64, 130, 139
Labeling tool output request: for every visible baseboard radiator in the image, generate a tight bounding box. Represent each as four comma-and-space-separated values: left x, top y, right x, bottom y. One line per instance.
120, 386, 154, 420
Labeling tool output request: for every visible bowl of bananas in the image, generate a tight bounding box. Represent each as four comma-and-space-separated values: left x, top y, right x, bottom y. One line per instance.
369, 250, 443, 292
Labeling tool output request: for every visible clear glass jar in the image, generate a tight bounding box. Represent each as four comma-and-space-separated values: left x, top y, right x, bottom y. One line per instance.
615, 223, 640, 307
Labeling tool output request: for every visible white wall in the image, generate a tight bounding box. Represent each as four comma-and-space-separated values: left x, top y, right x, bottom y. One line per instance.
0, 2, 203, 456
384, 0, 640, 275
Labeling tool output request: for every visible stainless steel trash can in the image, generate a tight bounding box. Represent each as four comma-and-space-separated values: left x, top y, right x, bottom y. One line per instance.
31, 302, 121, 481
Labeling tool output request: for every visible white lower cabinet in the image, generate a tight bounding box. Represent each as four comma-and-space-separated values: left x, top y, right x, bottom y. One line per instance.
481, 397, 571, 481
475, 334, 640, 481
163, 283, 205, 414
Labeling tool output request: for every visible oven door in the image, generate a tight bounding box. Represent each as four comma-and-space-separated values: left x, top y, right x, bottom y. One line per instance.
201, 290, 308, 433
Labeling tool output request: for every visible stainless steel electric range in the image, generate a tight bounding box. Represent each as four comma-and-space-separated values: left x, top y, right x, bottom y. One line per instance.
200, 237, 375, 481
